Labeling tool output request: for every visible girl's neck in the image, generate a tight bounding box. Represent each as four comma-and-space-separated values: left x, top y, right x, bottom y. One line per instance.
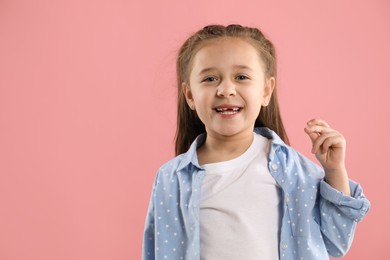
197, 131, 254, 165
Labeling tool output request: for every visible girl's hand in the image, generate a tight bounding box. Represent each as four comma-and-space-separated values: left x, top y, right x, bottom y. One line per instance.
304, 119, 351, 195
304, 119, 346, 173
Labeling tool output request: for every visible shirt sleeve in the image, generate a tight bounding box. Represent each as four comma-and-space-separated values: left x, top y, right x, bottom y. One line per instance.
319, 179, 370, 257
142, 172, 159, 260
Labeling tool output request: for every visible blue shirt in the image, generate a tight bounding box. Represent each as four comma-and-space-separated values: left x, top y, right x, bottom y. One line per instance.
142, 128, 370, 259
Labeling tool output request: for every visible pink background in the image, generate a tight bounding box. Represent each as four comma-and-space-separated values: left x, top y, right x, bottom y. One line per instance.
0, 0, 389, 259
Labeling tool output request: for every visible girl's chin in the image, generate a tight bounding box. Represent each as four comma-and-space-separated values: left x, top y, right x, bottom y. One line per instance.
207, 127, 253, 138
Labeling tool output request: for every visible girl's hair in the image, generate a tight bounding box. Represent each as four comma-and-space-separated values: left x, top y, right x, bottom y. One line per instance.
175, 24, 289, 155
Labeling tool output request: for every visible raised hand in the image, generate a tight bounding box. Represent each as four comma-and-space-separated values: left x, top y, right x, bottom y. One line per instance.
304, 119, 351, 195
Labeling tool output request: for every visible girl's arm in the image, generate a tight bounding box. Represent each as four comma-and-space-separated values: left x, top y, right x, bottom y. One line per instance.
317, 177, 369, 257
142, 197, 155, 260
304, 119, 370, 256
304, 119, 351, 195
142, 174, 158, 260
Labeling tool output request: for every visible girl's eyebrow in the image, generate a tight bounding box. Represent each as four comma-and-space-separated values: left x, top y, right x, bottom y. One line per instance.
198, 65, 253, 75
198, 67, 216, 75
233, 65, 254, 72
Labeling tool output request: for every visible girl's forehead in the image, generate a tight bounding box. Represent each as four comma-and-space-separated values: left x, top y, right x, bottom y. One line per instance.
191, 37, 263, 71
196, 37, 257, 55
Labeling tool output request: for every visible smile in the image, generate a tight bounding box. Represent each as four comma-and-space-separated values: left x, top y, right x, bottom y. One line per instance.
215, 107, 242, 115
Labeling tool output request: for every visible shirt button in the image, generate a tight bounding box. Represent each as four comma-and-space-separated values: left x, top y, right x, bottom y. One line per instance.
271, 164, 278, 171
285, 196, 290, 203
281, 242, 288, 250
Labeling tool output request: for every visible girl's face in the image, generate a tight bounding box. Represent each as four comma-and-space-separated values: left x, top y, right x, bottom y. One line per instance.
183, 37, 275, 140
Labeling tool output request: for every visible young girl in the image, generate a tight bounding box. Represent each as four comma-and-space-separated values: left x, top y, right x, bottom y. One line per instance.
142, 24, 370, 260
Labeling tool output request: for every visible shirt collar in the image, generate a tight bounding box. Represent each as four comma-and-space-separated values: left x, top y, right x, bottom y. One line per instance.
176, 127, 287, 172
176, 133, 206, 172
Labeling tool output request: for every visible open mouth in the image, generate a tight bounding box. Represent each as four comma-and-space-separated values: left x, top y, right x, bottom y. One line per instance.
215, 107, 242, 115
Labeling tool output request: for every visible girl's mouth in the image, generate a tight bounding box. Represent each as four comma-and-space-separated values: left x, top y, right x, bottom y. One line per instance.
215, 107, 242, 115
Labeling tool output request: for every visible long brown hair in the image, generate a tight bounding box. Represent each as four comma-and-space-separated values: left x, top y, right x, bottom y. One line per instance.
175, 24, 289, 155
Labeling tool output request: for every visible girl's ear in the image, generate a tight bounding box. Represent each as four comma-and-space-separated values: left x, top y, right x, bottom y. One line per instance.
262, 77, 275, 107
182, 82, 195, 110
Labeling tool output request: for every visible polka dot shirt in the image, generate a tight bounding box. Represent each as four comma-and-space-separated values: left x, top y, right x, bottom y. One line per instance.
142, 128, 370, 260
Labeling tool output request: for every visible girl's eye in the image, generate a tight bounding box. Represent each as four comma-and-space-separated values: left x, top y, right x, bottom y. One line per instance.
236, 75, 249, 80
203, 76, 217, 82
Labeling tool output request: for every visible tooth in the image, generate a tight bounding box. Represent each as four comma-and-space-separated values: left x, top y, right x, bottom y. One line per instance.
216, 107, 241, 112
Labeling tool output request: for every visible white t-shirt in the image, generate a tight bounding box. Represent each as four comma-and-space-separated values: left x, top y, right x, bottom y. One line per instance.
200, 133, 282, 260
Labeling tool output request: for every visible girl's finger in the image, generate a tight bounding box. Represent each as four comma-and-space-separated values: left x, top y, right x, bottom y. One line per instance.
304, 125, 336, 146
311, 132, 339, 154
320, 135, 345, 154
305, 125, 334, 135
307, 118, 331, 128
304, 127, 320, 142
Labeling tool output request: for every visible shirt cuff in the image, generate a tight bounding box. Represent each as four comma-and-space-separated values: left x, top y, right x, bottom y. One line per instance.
320, 179, 370, 222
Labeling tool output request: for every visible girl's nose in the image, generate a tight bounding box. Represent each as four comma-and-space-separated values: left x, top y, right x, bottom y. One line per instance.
216, 81, 236, 97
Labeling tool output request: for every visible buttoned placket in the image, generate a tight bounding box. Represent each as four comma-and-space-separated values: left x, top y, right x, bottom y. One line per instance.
268, 150, 291, 258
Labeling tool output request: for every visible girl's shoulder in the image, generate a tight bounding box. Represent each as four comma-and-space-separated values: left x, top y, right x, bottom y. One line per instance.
158, 153, 187, 174
156, 134, 204, 180
160, 133, 206, 173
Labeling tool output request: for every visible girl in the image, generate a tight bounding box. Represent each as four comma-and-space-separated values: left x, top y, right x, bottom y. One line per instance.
142, 24, 370, 260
